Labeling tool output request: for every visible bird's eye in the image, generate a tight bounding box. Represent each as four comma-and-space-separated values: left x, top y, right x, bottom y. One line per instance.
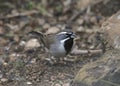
66, 32, 73, 35
65, 33, 72, 38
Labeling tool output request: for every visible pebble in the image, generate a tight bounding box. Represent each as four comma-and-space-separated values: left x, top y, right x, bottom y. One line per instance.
19, 41, 26, 46
46, 26, 60, 34
3, 62, 8, 67
26, 81, 32, 85
90, 16, 97, 24
63, 83, 70, 86
76, 26, 85, 32
37, 18, 45, 25
25, 39, 40, 50
43, 23, 50, 30
77, 19, 84, 25
1, 78, 8, 82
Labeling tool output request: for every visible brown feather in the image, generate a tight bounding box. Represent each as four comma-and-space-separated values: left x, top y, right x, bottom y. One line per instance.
29, 31, 56, 49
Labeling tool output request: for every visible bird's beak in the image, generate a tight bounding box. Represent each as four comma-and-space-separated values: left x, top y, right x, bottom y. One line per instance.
71, 33, 77, 38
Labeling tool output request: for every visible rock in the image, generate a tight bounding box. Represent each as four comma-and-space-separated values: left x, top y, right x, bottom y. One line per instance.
90, 0, 120, 17
26, 81, 32, 85
43, 23, 51, 30
76, 26, 85, 32
72, 50, 120, 86
37, 18, 45, 25
77, 0, 94, 10
0, 37, 7, 46
101, 11, 120, 49
3, 62, 8, 67
25, 39, 40, 50
46, 26, 60, 34
77, 19, 84, 25
72, 10, 120, 86
19, 40, 26, 46
1, 78, 8, 82
77, 0, 120, 17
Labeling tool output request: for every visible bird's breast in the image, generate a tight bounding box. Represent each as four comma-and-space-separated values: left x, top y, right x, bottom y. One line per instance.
49, 43, 66, 57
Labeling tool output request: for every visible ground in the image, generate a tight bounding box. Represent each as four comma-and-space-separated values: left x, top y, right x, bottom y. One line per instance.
0, 0, 120, 86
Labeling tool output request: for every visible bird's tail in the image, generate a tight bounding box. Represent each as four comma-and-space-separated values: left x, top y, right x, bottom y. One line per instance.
28, 31, 46, 46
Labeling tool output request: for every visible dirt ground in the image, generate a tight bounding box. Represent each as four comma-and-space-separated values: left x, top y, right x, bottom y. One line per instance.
0, 0, 119, 86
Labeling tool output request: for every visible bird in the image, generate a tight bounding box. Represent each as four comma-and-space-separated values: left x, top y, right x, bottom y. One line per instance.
29, 28, 76, 64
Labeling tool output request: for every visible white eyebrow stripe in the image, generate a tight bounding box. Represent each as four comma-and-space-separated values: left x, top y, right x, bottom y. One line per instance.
57, 32, 67, 35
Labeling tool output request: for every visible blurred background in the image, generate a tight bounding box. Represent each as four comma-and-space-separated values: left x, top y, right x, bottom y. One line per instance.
0, 0, 120, 86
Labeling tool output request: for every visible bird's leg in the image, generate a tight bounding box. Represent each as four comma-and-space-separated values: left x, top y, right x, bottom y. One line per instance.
44, 53, 59, 65
63, 55, 78, 62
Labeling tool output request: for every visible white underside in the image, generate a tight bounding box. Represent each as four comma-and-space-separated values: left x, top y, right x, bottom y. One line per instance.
50, 42, 66, 57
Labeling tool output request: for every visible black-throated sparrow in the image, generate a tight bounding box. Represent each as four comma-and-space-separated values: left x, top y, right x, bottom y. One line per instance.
29, 29, 76, 63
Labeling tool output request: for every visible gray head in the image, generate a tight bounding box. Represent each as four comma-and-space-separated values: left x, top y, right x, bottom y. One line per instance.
56, 31, 76, 42
56, 30, 76, 55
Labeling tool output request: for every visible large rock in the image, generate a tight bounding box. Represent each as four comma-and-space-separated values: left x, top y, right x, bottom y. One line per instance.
77, 0, 120, 17
72, 50, 120, 86
72, 11, 120, 86
101, 11, 120, 49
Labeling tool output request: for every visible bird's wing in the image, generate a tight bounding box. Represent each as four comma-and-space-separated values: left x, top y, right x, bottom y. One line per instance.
29, 31, 57, 49
45, 34, 56, 49
29, 31, 47, 47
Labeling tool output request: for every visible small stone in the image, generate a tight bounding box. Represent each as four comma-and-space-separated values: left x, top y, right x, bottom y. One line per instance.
19, 41, 26, 46
3, 62, 8, 67
50, 76, 56, 81
37, 18, 45, 25
14, 35, 20, 42
76, 26, 85, 32
11, 10, 19, 15
117, 15, 120, 20
26, 81, 32, 85
43, 23, 50, 30
46, 26, 60, 34
53, 83, 62, 86
25, 39, 40, 50
63, 0, 71, 6
1, 78, 8, 82
9, 53, 18, 61
58, 16, 68, 21
30, 58, 36, 64
90, 16, 97, 24
77, 19, 84, 25
0, 37, 7, 46
63, 83, 70, 86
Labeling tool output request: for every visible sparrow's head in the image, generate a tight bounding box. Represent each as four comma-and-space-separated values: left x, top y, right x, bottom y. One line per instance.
56, 30, 76, 55
56, 31, 76, 42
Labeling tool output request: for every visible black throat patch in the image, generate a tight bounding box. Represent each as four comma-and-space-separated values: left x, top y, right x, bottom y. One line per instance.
64, 38, 73, 55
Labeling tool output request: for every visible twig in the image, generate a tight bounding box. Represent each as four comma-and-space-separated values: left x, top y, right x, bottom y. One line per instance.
0, 10, 39, 20
71, 49, 103, 55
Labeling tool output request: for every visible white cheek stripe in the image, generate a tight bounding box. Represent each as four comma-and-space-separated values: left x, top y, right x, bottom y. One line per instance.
60, 37, 69, 44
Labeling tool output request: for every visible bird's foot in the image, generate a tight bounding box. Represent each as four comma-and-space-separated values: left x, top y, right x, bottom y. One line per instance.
44, 56, 58, 65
